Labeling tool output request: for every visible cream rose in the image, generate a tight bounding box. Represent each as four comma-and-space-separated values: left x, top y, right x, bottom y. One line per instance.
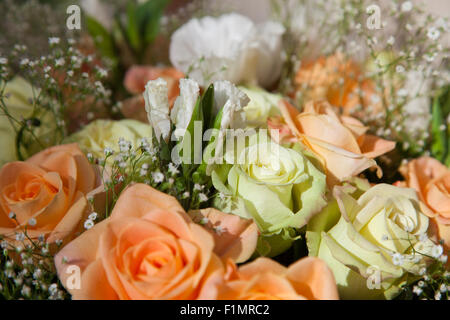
307, 181, 438, 299
212, 133, 327, 256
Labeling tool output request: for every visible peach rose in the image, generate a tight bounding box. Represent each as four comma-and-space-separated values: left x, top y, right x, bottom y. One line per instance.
294, 53, 380, 114
188, 208, 258, 264
0, 144, 100, 244
269, 100, 395, 185
397, 157, 450, 249
124, 65, 184, 105
200, 257, 339, 300
55, 184, 255, 300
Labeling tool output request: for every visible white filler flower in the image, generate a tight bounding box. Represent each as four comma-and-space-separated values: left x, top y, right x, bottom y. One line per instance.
143, 78, 171, 142
170, 78, 200, 139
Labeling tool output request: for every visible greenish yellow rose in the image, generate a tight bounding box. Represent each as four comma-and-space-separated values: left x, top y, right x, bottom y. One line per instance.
66, 119, 152, 159
307, 180, 437, 300
239, 86, 281, 128
0, 77, 35, 165
212, 134, 327, 257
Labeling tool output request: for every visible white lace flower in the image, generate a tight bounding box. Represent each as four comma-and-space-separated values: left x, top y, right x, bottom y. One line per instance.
170, 79, 200, 139
205, 81, 250, 173
143, 78, 171, 142
213, 80, 249, 130
169, 13, 284, 88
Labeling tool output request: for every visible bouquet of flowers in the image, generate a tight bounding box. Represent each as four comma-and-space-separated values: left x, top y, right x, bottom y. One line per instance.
0, 0, 448, 300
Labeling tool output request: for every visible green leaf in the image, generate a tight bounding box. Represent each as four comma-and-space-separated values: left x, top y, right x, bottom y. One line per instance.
201, 84, 215, 130
85, 16, 116, 61
180, 97, 204, 168
431, 95, 448, 162
125, 2, 141, 53
159, 135, 171, 162
137, 0, 169, 45
212, 107, 223, 130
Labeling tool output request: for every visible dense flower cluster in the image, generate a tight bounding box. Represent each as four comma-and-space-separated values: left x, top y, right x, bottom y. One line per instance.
0, 0, 448, 301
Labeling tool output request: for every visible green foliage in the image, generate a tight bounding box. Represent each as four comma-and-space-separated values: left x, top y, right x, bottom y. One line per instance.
430, 86, 450, 166
86, 0, 168, 70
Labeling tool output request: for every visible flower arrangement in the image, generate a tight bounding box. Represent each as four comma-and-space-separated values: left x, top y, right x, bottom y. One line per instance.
0, 0, 449, 301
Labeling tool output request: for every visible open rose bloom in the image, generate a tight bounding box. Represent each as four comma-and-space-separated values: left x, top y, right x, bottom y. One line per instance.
0, 144, 102, 245
1, 0, 449, 303
397, 157, 450, 250
55, 184, 338, 300
270, 100, 395, 185
201, 257, 338, 300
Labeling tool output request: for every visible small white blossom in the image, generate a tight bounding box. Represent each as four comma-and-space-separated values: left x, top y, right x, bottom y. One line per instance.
387, 36, 395, 46
15, 232, 25, 241
427, 27, 440, 41
55, 58, 65, 67
168, 163, 179, 175
48, 283, 58, 294
395, 65, 405, 73
0, 57, 7, 65
84, 219, 94, 230
48, 37, 60, 45
435, 291, 441, 300
104, 147, 114, 156
392, 253, 404, 266
431, 245, 444, 258
401, 1, 412, 12
198, 193, 208, 202
96, 67, 108, 78
152, 172, 164, 183
413, 286, 422, 295
28, 218, 37, 226
21, 285, 31, 297
33, 269, 43, 279
20, 58, 30, 66
88, 212, 98, 221
214, 226, 224, 235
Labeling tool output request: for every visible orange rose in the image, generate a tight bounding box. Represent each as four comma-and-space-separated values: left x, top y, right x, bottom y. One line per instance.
397, 157, 450, 250
200, 257, 339, 300
270, 100, 395, 185
0, 143, 100, 244
294, 53, 379, 114
54, 184, 232, 300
